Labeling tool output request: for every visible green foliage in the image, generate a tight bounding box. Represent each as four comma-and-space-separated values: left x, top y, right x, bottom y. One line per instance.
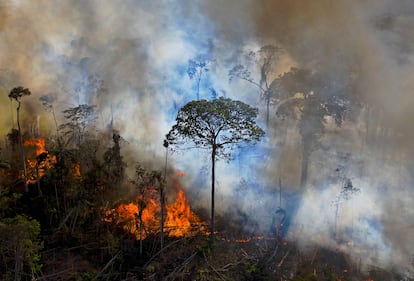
166, 97, 265, 160
243, 261, 260, 274
195, 238, 212, 257
196, 267, 210, 280
0, 187, 21, 217
0, 215, 43, 280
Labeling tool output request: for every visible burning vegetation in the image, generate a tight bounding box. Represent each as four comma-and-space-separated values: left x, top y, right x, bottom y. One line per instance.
0, 100, 409, 280
104, 173, 207, 239
24, 137, 56, 184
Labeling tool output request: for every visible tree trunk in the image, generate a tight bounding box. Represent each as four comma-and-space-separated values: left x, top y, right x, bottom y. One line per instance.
14, 248, 23, 281
160, 187, 165, 250
52, 106, 59, 134
16, 102, 28, 192
210, 145, 216, 241
161, 144, 168, 250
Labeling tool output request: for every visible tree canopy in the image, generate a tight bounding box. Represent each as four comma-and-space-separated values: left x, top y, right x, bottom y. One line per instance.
166, 97, 265, 159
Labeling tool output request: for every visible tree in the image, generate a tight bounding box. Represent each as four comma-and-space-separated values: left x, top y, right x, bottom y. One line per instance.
273, 67, 348, 188
166, 97, 265, 239
39, 94, 59, 134
103, 131, 125, 188
332, 176, 360, 241
59, 104, 96, 147
229, 45, 282, 129
0, 215, 43, 281
132, 164, 162, 255
187, 54, 213, 101
161, 139, 169, 249
8, 86, 31, 192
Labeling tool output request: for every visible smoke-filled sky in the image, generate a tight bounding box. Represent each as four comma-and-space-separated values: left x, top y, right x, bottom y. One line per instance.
1, 0, 414, 276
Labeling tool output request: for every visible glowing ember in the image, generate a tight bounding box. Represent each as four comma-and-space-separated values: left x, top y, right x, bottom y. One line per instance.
104, 173, 206, 239
24, 137, 56, 184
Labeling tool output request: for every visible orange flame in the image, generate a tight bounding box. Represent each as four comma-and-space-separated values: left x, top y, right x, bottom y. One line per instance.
24, 138, 46, 155
104, 173, 206, 239
24, 137, 56, 184
164, 177, 206, 236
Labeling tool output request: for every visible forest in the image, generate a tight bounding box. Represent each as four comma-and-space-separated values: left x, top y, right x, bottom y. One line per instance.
0, 55, 409, 281
1, 1, 414, 280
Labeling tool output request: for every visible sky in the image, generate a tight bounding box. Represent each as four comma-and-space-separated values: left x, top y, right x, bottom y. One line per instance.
1, 0, 414, 276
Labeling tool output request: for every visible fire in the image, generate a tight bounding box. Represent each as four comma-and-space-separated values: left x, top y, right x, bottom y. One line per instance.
105, 173, 207, 239
24, 137, 56, 184
24, 138, 46, 155
165, 177, 206, 236
109, 193, 159, 238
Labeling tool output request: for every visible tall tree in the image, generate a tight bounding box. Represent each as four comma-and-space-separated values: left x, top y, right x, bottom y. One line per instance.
39, 94, 59, 134
103, 131, 125, 188
59, 104, 96, 147
161, 139, 169, 249
229, 45, 282, 129
187, 54, 212, 101
8, 86, 31, 192
166, 97, 265, 239
274, 67, 348, 188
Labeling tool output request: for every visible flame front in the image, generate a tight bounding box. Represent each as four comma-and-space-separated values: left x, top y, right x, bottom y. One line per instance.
104, 174, 206, 239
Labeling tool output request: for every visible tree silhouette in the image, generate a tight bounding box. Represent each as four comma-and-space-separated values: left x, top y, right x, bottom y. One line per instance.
229, 45, 282, 129
187, 54, 212, 101
166, 97, 265, 239
39, 94, 59, 134
8, 86, 31, 192
274, 67, 348, 188
59, 104, 96, 147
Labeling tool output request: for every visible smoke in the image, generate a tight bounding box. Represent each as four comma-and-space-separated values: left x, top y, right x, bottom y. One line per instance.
252, 0, 414, 276
0, 0, 413, 276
